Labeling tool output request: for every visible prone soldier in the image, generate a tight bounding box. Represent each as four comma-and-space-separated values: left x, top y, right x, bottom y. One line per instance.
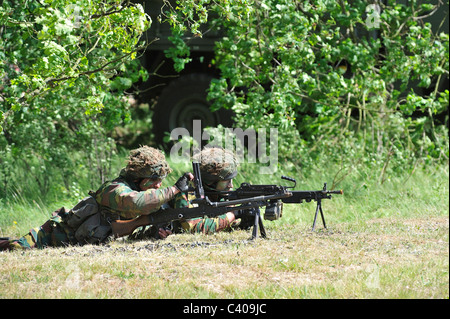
0, 145, 192, 250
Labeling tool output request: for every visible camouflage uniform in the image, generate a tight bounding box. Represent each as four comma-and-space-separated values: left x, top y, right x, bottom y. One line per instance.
1, 146, 177, 250
94, 169, 176, 219
4, 207, 78, 250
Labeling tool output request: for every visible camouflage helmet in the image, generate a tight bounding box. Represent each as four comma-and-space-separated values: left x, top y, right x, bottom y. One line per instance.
193, 147, 238, 185
122, 145, 172, 180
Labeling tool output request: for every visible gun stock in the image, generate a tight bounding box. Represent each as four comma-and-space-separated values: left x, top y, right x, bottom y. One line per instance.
111, 214, 151, 238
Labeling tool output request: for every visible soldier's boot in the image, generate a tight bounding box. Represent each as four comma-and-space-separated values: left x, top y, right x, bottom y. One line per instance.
0, 237, 11, 251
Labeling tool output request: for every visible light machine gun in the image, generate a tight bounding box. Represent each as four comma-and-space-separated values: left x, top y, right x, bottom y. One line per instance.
209, 176, 344, 231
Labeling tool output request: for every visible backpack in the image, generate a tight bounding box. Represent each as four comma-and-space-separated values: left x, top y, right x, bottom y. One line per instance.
65, 196, 112, 245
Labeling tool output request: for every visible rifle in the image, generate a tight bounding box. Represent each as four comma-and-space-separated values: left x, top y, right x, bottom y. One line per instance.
215, 176, 343, 231
110, 162, 293, 239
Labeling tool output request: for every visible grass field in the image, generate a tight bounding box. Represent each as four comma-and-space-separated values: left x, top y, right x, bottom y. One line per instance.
0, 215, 448, 299
0, 163, 448, 300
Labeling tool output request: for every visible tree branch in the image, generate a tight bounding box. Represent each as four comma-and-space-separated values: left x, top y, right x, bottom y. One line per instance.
90, 0, 131, 19
46, 41, 156, 85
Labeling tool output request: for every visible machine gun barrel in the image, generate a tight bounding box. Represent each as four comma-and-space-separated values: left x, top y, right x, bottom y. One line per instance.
223, 181, 343, 231
282, 189, 343, 203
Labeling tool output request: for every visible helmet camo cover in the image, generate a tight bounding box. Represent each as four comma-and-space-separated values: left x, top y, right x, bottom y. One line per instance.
123, 145, 172, 179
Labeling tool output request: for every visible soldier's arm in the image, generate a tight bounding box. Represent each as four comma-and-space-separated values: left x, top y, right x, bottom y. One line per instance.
97, 183, 178, 218
180, 213, 236, 234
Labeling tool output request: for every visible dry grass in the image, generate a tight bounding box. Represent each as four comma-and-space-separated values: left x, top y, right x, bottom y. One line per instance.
1, 215, 448, 299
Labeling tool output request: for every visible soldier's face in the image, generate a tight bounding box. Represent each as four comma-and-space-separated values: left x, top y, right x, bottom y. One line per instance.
140, 178, 163, 191
216, 179, 233, 191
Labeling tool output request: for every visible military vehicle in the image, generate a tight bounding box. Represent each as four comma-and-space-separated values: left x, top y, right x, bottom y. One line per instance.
136, 0, 233, 145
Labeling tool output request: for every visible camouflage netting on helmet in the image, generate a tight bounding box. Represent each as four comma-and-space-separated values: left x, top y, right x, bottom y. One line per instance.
193, 147, 238, 184
122, 146, 172, 179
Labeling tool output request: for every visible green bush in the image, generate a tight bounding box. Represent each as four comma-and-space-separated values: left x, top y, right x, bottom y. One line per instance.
0, 0, 151, 198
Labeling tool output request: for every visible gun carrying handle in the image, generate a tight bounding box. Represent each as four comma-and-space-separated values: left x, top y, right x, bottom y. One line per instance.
281, 175, 297, 188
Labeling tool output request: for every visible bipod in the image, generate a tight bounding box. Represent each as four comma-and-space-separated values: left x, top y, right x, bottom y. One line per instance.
250, 207, 267, 240
311, 199, 327, 231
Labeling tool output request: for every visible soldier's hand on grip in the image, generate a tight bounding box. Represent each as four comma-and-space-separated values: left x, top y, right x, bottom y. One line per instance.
174, 172, 193, 192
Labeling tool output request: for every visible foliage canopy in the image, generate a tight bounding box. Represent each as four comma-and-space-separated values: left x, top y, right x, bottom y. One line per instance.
163, 0, 449, 179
